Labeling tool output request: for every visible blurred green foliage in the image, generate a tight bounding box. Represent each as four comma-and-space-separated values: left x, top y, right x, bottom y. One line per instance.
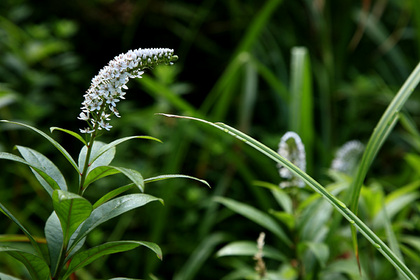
0, 0, 420, 279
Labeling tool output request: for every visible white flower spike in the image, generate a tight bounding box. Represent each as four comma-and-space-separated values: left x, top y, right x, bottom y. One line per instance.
79, 48, 178, 133
331, 140, 364, 174
277, 131, 306, 188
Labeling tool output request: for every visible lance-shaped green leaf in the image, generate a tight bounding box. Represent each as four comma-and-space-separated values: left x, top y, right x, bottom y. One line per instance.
69, 194, 163, 252
17, 145, 67, 192
62, 240, 161, 280
0, 202, 43, 256
0, 246, 50, 280
0, 120, 80, 173
52, 190, 92, 244
83, 166, 144, 193
83, 166, 120, 189
50, 127, 87, 146
144, 174, 210, 189
93, 184, 135, 209
45, 212, 63, 277
90, 136, 162, 164
215, 197, 292, 246
0, 152, 60, 196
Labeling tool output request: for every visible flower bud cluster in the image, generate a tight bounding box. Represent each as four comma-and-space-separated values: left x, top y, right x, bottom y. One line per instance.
331, 140, 364, 174
277, 131, 306, 188
79, 48, 178, 133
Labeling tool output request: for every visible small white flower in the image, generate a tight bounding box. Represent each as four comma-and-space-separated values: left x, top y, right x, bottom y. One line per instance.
80, 127, 94, 134
277, 131, 306, 188
78, 112, 89, 121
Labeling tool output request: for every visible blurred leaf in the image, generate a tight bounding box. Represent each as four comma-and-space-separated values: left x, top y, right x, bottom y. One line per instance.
173, 232, 227, 280
289, 47, 314, 172
0, 234, 46, 243
298, 242, 330, 268
0, 272, 22, 280
17, 145, 67, 191
269, 210, 295, 230
373, 180, 420, 227
0, 202, 43, 257
139, 75, 197, 115
108, 278, 141, 280
63, 241, 162, 280
0, 91, 17, 108
215, 197, 292, 246
0, 246, 50, 280
216, 241, 286, 261
254, 181, 293, 214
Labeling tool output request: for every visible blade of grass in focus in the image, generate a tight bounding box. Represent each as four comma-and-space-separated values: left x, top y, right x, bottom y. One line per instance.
349, 61, 420, 273
289, 47, 314, 173
200, 0, 284, 115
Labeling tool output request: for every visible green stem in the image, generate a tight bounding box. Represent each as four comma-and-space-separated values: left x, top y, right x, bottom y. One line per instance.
78, 104, 106, 195
78, 128, 97, 195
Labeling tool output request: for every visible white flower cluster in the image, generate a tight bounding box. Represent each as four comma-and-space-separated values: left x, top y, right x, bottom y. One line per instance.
79, 48, 177, 133
331, 140, 364, 174
277, 131, 306, 188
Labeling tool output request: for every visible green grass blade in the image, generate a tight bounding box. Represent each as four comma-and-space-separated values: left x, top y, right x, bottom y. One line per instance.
215, 196, 292, 246
349, 61, 420, 271
252, 56, 289, 102
289, 47, 314, 172
159, 113, 418, 280
0, 203, 43, 257
173, 232, 227, 280
200, 0, 284, 115
138, 75, 197, 115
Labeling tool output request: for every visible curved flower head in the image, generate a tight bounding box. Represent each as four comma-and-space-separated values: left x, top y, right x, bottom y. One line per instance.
79, 48, 178, 133
331, 140, 364, 175
277, 131, 306, 188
